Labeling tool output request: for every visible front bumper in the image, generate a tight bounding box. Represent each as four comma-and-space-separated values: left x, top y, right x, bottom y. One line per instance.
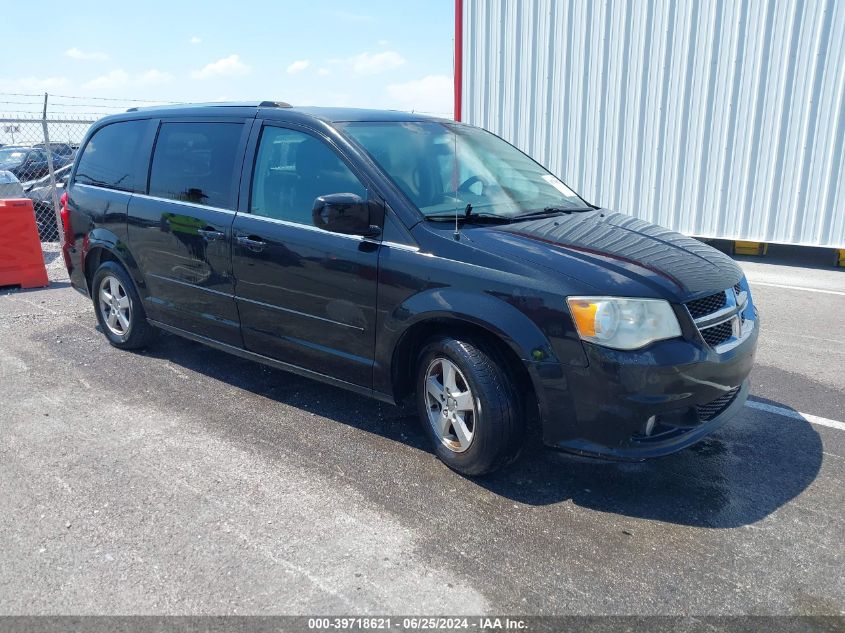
531, 312, 759, 460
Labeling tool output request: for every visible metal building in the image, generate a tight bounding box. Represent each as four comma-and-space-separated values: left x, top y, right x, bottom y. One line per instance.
456, 0, 845, 248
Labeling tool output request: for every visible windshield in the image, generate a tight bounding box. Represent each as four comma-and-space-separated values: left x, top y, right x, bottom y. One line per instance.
0, 148, 27, 168
340, 121, 586, 219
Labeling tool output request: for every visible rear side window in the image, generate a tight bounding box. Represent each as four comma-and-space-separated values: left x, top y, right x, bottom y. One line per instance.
149, 122, 243, 209
74, 120, 147, 192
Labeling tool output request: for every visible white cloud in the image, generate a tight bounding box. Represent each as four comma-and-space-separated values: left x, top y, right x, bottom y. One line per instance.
82, 69, 172, 90
138, 69, 173, 85
386, 74, 453, 115
317, 68, 330, 76
65, 47, 109, 61
378, 39, 389, 46
286, 59, 311, 74
189, 36, 202, 45
83, 69, 130, 89
349, 51, 405, 75
191, 54, 251, 80
7, 76, 70, 91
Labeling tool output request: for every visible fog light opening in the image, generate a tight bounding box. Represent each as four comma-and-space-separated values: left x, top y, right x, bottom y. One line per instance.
645, 415, 656, 437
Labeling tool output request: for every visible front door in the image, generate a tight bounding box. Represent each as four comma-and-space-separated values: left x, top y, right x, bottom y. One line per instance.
127, 119, 249, 346
232, 124, 381, 388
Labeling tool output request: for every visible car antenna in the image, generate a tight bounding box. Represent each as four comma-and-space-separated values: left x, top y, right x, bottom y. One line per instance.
455, 203, 472, 241
453, 132, 461, 241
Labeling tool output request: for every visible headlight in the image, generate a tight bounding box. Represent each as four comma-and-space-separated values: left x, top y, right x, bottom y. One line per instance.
566, 296, 682, 350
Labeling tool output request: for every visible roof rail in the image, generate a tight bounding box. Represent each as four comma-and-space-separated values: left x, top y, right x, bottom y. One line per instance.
259, 101, 293, 108
125, 101, 291, 113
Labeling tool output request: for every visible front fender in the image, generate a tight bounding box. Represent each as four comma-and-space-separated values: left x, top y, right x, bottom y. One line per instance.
373, 288, 574, 401
398, 288, 558, 361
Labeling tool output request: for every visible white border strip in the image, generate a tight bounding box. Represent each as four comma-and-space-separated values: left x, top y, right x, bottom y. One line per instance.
747, 281, 845, 296
745, 400, 845, 431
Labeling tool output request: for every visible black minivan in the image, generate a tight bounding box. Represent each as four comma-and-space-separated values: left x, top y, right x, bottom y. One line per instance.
62, 102, 758, 475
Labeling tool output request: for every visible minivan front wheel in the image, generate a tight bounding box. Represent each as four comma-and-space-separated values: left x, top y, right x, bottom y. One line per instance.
91, 261, 156, 350
416, 337, 524, 476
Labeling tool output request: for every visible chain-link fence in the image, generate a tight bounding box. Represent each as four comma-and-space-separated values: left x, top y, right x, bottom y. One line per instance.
1, 112, 94, 243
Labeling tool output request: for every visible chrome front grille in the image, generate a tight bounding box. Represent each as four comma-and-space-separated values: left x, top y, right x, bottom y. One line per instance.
685, 283, 753, 352
686, 292, 727, 319
700, 319, 733, 347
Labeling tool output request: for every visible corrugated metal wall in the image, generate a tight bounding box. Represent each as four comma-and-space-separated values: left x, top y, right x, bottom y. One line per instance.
461, 0, 845, 248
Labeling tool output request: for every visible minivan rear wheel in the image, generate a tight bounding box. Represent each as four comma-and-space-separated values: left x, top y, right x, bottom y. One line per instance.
416, 336, 524, 476
91, 261, 156, 350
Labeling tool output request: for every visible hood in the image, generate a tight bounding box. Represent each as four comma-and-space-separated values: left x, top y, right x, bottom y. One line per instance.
0, 170, 21, 185
465, 210, 742, 299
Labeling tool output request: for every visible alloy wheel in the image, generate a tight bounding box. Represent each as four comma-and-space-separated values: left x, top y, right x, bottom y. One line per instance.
98, 275, 131, 336
424, 357, 477, 453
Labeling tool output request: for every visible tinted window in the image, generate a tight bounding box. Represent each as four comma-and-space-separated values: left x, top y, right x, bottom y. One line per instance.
75, 120, 147, 192
149, 122, 243, 209
251, 126, 366, 225
342, 121, 585, 218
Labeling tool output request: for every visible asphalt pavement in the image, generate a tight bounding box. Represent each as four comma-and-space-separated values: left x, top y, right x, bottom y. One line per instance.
0, 245, 843, 615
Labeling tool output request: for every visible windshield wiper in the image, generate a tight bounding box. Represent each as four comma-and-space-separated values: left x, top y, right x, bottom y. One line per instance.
513, 206, 594, 220
424, 211, 511, 224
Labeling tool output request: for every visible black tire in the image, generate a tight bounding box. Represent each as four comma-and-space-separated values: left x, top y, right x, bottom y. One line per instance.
91, 261, 157, 350
416, 336, 524, 476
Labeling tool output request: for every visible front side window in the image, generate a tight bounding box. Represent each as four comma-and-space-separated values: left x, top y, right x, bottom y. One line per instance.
149, 122, 243, 209
340, 121, 587, 219
74, 120, 147, 192
250, 126, 366, 225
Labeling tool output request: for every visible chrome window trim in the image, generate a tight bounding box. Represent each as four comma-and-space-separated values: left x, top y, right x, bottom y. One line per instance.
131, 191, 236, 215
75, 184, 237, 214
76, 184, 415, 249
73, 182, 135, 197
381, 241, 420, 252
235, 212, 379, 244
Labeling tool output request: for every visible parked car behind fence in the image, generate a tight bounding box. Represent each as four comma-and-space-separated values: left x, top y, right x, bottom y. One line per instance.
0, 170, 24, 199
0, 113, 94, 243
0, 146, 52, 182
24, 164, 71, 241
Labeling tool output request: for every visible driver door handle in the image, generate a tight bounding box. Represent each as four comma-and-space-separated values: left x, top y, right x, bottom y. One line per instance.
236, 235, 267, 252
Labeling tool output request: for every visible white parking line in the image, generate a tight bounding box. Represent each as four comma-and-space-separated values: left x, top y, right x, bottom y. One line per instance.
747, 281, 845, 296
745, 399, 845, 431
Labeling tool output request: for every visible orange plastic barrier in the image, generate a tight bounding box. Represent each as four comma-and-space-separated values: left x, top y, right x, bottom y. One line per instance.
0, 198, 49, 289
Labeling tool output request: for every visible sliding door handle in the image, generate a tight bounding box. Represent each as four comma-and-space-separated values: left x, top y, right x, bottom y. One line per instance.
197, 228, 225, 241
236, 235, 267, 252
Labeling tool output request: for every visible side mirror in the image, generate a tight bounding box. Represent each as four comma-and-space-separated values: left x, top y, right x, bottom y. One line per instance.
312, 193, 381, 238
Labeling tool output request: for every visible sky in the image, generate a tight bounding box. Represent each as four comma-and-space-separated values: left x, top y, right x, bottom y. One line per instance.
0, 0, 455, 124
